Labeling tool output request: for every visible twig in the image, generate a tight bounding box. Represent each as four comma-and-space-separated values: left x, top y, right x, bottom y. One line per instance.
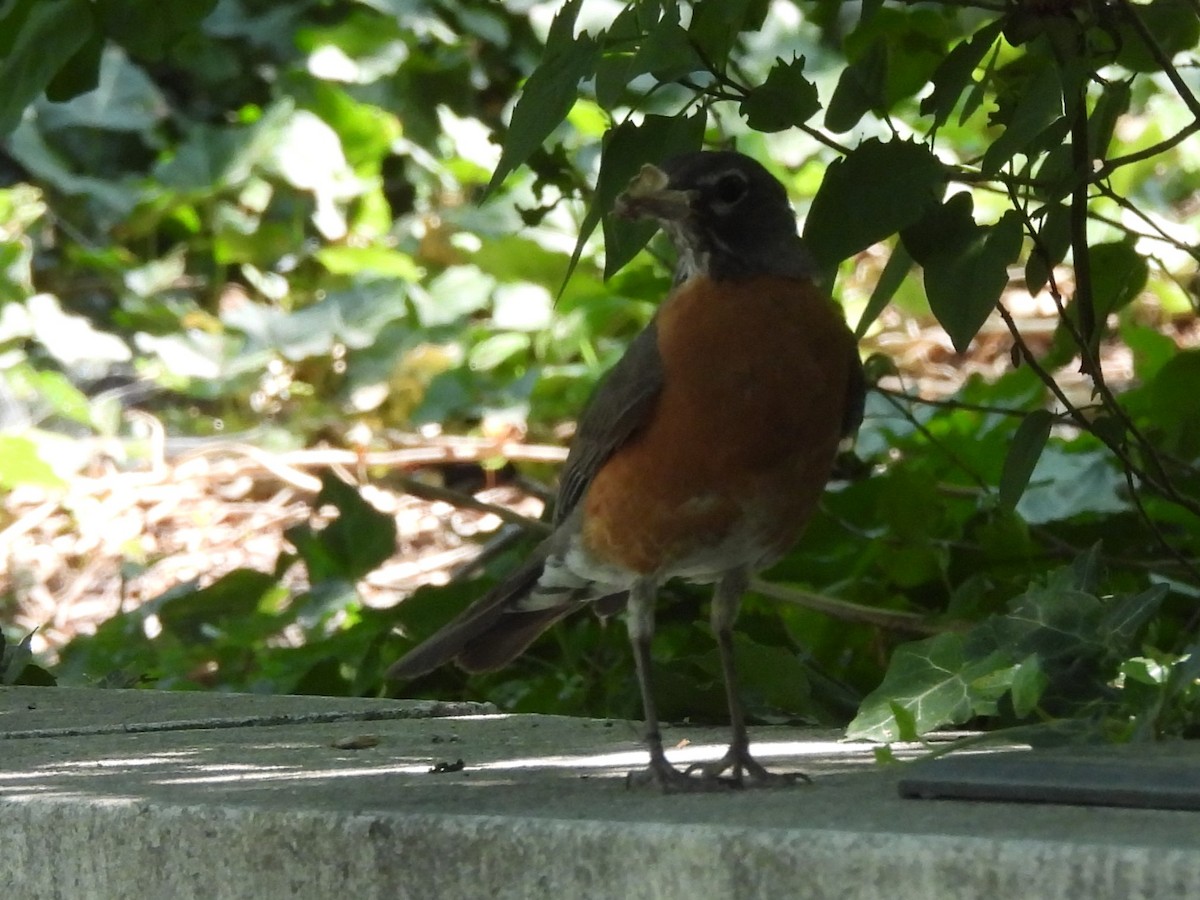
1119, 465, 1200, 585
174, 441, 569, 470
879, 390, 991, 491
392, 474, 551, 534
1117, 0, 1200, 120
748, 577, 942, 635
998, 301, 1200, 518
1098, 120, 1200, 182
1068, 85, 1098, 354
874, 384, 1088, 423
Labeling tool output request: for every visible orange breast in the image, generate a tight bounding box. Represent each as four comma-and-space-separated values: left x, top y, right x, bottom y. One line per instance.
580, 274, 856, 578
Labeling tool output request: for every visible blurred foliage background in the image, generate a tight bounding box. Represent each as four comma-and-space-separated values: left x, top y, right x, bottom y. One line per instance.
2, 0, 1199, 747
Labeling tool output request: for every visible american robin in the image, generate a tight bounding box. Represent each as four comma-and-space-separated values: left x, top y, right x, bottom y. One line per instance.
388, 150, 865, 791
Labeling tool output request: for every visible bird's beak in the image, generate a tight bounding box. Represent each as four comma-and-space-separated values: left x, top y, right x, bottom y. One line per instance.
614, 164, 692, 222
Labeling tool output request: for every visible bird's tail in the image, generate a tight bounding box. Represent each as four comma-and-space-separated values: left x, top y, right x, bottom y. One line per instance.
386, 545, 577, 679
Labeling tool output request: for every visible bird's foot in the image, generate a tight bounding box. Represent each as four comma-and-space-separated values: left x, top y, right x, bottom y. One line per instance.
625, 755, 738, 794
683, 745, 811, 790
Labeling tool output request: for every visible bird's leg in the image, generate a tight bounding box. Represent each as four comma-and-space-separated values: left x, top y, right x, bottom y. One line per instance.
684, 569, 809, 788
624, 579, 718, 792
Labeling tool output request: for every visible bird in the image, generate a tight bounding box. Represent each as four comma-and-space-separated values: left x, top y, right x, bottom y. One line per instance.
388, 150, 865, 791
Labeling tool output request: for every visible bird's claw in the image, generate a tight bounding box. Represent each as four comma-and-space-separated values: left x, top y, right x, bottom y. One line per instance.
625, 747, 809, 793
683, 746, 810, 789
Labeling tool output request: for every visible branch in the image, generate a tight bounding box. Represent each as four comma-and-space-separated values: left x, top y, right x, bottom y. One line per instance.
1068, 85, 1097, 354
1117, 0, 1200, 120
997, 302, 1200, 519
748, 577, 943, 635
874, 385, 1087, 424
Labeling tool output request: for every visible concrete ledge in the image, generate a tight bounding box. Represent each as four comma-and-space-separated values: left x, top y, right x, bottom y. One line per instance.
2, 687, 1198, 899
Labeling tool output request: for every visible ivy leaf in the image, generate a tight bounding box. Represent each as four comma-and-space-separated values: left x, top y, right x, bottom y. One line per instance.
803, 138, 945, 269
740, 56, 820, 132
969, 581, 1106, 665
1100, 585, 1169, 650
1016, 449, 1128, 524
1009, 654, 1048, 717
846, 631, 1010, 740
486, 0, 597, 195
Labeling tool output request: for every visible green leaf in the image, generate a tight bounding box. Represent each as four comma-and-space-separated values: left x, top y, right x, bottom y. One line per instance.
38, 46, 166, 134
44, 28, 104, 101
847, 631, 1008, 740
486, 0, 597, 194
1088, 80, 1131, 159
824, 41, 887, 134
632, 18, 701, 82
887, 700, 921, 742
1016, 448, 1128, 524
1088, 240, 1148, 322
854, 241, 911, 337
95, 0, 219, 61
1145, 349, 1200, 456
469, 332, 531, 371
741, 56, 820, 132
900, 191, 975, 265
0, 0, 93, 135
687, 0, 769, 68
595, 8, 699, 110
1114, 0, 1200, 72
981, 57, 1063, 174
582, 112, 705, 281
224, 281, 410, 360
155, 569, 279, 643
999, 409, 1054, 510
905, 198, 1023, 352
1100, 585, 1169, 649
920, 20, 1003, 129
286, 471, 398, 583
1009, 654, 1047, 717
803, 138, 945, 269
1025, 203, 1070, 294
969, 577, 1106, 664
0, 435, 66, 489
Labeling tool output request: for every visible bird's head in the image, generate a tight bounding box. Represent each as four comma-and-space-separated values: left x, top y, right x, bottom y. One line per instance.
614, 150, 813, 282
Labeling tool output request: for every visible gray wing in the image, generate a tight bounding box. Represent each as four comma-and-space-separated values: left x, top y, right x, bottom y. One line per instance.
554, 320, 664, 525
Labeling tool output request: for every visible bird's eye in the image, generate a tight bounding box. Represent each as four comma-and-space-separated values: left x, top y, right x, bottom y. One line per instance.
714, 172, 749, 205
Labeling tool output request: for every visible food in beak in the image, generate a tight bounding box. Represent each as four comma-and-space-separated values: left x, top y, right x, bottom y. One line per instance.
614, 163, 692, 221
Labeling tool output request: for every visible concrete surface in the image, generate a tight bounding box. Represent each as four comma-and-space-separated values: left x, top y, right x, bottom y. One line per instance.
1, 686, 1197, 900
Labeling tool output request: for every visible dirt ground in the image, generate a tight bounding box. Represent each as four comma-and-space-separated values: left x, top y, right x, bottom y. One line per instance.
4, 292, 1197, 663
